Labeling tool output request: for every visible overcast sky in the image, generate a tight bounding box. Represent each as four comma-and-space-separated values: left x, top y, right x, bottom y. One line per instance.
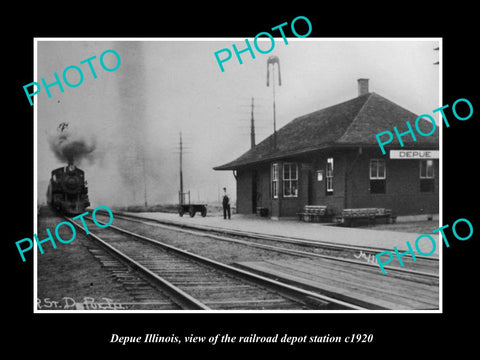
36, 38, 440, 208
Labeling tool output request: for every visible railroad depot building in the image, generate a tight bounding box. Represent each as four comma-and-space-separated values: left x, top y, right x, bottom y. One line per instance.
214, 79, 439, 219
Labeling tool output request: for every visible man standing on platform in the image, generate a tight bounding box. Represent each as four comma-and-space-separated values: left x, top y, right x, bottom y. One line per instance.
222, 187, 231, 220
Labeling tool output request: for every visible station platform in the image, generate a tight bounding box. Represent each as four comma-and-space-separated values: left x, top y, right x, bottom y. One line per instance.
123, 211, 441, 258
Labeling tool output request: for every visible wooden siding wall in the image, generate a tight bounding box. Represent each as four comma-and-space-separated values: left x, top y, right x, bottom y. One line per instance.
347, 149, 439, 215
236, 169, 252, 214
234, 148, 439, 217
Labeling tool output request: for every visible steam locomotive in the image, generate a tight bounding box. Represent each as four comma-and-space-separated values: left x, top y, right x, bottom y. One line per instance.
47, 163, 90, 215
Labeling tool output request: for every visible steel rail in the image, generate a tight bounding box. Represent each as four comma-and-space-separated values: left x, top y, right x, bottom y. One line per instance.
111, 211, 439, 258
65, 216, 211, 310
82, 216, 370, 310
103, 212, 439, 280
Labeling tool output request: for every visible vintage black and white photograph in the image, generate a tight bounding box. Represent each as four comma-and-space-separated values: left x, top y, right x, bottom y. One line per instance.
34, 38, 441, 312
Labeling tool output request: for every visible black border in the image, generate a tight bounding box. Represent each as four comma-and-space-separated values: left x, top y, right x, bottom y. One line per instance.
6, 5, 479, 354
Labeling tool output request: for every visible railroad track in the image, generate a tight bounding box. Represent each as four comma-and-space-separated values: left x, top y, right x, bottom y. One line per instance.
66, 215, 366, 311
96, 211, 439, 281
83, 246, 182, 310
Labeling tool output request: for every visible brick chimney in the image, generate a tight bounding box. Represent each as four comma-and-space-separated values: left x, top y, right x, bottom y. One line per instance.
357, 78, 369, 96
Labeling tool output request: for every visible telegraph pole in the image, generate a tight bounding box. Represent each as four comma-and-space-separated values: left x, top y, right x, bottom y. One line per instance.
174, 131, 193, 205
142, 156, 147, 207
179, 131, 184, 204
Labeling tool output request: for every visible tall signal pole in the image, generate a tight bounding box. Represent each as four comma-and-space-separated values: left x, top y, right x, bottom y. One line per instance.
267, 56, 281, 150
250, 97, 256, 149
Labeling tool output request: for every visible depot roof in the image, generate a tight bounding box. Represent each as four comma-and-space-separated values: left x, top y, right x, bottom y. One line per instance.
214, 92, 439, 171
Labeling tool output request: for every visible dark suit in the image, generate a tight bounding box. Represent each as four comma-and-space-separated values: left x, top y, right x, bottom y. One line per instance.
222, 194, 231, 219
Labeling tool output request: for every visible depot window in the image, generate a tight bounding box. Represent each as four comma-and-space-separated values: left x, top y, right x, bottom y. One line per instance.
271, 163, 279, 199
370, 159, 386, 194
283, 163, 298, 197
420, 160, 435, 192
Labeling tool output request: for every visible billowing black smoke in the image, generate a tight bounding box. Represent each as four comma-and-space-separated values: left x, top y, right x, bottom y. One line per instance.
48, 123, 96, 165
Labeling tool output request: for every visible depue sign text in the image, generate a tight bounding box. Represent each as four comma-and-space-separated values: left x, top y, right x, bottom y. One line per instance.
390, 150, 439, 159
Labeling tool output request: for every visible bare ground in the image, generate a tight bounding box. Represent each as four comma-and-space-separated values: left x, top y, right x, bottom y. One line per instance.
36, 206, 139, 310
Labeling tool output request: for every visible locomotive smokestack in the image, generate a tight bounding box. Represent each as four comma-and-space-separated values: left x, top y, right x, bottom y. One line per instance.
67, 161, 76, 172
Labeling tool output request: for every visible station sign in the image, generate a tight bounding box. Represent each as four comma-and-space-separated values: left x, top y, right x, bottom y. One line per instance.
390, 150, 439, 159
